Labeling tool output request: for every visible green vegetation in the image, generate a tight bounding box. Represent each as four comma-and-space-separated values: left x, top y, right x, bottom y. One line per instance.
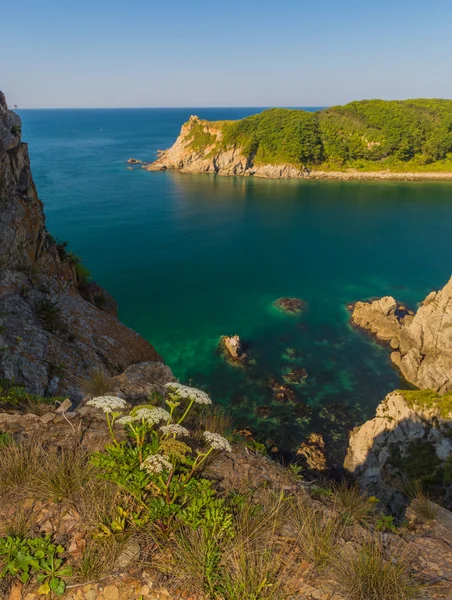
0, 535, 71, 596
187, 119, 217, 151
396, 388, 452, 419
10, 125, 21, 136
34, 298, 67, 333
188, 99, 452, 171
0, 380, 60, 411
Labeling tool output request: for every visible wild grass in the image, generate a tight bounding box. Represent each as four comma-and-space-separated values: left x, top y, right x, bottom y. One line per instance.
2, 505, 38, 538
333, 535, 419, 600
409, 483, 439, 522
33, 445, 95, 503
34, 298, 66, 333
289, 494, 342, 572
332, 481, 376, 526
71, 536, 125, 583
0, 436, 44, 498
80, 366, 118, 398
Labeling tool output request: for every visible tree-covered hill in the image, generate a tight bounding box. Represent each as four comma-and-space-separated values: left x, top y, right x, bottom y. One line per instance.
212, 99, 452, 171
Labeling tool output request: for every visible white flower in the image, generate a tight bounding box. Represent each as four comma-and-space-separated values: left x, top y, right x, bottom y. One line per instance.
132, 407, 171, 425
140, 454, 173, 475
87, 396, 127, 414
165, 382, 212, 405
116, 415, 135, 425
203, 431, 232, 452
160, 424, 190, 437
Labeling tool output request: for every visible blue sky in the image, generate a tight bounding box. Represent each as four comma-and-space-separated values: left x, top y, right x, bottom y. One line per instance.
1, 0, 451, 108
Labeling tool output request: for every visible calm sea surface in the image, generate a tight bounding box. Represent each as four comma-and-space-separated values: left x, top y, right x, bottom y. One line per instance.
18, 107, 452, 461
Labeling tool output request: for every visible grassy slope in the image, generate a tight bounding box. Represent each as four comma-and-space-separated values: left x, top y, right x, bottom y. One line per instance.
187, 99, 452, 172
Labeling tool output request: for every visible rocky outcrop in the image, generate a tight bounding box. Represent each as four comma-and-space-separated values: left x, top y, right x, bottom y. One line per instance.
146, 116, 308, 179
218, 335, 248, 366
0, 92, 161, 398
344, 391, 452, 513
350, 277, 452, 392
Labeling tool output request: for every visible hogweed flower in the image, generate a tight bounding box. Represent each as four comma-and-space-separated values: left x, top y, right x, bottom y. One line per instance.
87, 396, 127, 414
165, 382, 212, 405
116, 415, 135, 425
132, 407, 171, 425
160, 424, 189, 437
203, 431, 232, 452
141, 453, 173, 475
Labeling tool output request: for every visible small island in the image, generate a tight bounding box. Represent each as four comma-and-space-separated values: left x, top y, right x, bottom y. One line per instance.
146, 99, 452, 180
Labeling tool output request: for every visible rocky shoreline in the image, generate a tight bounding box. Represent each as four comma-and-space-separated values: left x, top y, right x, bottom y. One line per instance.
145, 116, 452, 181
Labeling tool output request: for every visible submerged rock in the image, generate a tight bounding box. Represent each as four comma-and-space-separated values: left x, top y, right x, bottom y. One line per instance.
283, 367, 308, 385
267, 377, 296, 402
273, 297, 307, 315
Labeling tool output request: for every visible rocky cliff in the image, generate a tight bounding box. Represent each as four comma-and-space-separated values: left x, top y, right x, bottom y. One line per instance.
146, 115, 308, 179
345, 390, 452, 512
350, 277, 452, 393
0, 92, 161, 398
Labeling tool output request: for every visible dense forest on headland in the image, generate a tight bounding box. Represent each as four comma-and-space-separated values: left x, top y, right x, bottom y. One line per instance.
191, 99, 452, 172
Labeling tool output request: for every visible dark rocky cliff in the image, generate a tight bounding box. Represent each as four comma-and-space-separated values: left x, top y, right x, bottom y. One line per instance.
0, 92, 161, 398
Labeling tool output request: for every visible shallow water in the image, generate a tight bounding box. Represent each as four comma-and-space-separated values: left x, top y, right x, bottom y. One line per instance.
19, 107, 452, 461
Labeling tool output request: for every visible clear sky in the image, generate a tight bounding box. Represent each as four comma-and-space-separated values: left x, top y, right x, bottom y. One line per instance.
1, 0, 452, 108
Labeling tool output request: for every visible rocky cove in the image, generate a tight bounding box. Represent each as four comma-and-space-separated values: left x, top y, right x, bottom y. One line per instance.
1, 94, 452, 599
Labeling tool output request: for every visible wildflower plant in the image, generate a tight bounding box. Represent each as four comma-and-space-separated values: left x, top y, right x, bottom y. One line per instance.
86, 396, 127, 443
90, 383, 233, 534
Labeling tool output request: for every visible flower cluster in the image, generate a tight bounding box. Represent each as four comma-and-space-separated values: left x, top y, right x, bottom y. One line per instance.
87, 396, 127, 414
165, 382, 212, 405
140, 453, 173, 475
117, 407, 171, 426
160, 424, 190, 437
203, 431, 232, 452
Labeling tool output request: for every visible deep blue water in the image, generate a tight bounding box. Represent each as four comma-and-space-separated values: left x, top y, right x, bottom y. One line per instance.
18, 107, 452, 461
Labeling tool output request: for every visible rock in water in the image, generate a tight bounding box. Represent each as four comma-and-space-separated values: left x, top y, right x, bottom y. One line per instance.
273, 297, 307, 315
350, 277, 452, 393
0, 91, 161, 398
219, 335, 248, 366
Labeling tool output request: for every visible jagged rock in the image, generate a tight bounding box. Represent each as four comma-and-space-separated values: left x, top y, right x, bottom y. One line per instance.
344, 391, 452, 513
297, 433, 327, 471
350, 296, 401, 342
350, 277, 452, 392
218, 335, 248, 365
0, 92, 161, 397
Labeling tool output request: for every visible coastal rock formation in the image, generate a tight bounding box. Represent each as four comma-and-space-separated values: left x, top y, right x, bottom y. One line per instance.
345, 390, 452, 512
218, 334, 248, 366
350, 277, 452, 392
146, 116, 308, 179
0, 92, 161, 398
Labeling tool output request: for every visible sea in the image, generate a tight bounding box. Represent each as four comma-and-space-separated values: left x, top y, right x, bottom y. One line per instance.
18, 107, 452, 462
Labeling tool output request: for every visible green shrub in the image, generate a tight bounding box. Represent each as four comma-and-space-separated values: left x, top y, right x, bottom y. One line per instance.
0, 380, 62, 412
10, 125, 21, 136
34, 298, 66, 333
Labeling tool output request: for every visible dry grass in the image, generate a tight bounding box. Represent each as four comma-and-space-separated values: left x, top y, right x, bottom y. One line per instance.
71, 536, 125, 583
290, 494, 342, 572
191, 404, 233, 438
0, 436, 44, 499
33, 444, 95, 503
80, 366, 117, 398
2, 504, 39, 538
332, 481, 376, 526
73, 478, 123, 532
409, 483, 439, 522
333, 535, 419, 600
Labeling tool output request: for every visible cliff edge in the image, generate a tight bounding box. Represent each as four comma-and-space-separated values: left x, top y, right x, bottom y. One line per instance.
0, 92, 161, 398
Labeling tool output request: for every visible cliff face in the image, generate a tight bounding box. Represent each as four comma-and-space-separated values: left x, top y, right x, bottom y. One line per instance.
146, 116, 308, 179
351, 277, 452, 393
345, 390, 452, 512
0, 92, 161, 397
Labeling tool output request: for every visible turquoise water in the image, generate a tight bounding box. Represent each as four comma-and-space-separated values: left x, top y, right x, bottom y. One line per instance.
19, 108, 452, 462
